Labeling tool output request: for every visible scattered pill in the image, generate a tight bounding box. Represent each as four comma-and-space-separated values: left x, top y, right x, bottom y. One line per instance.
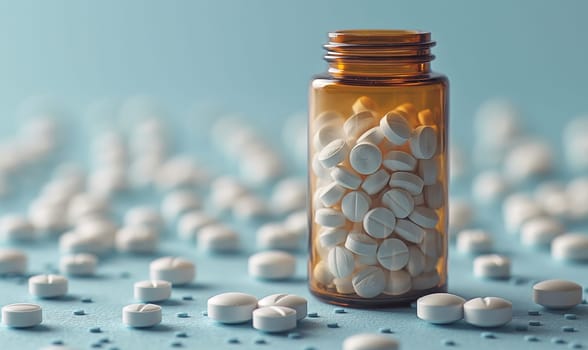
342, 333, 399, 350
528, 320, 542, 326
533, 279, 583, 309
327, 322, 339, 328
0, 249, 27, 275
552, 233, 588, 262
463, 297, 512, 327
150, 257, 195, 285
122, 303, 162, 328
207, 292, 258, 324
60, 253, 97, 276
177, 211, 216, 241
73, 309, 85, 315
198, 224, 240, 253
134, 280, 172, 302
258, 294, 307, 320
0, 215, 35, 242
457, 229, 493, 254
253, 306, 297, 333
417, 293, 465, 324
248, 251, 296, 280
124, 206, 163, 230
520, 217, 564, 247
473, 255, 511, 279
29, 274, 68, 298
527, 310, 541, 316
115, 226, 158, 254
257, 223, 301, 251
564, 313, 577, 320
1, 303, 42, 328
161, 190, 200, 221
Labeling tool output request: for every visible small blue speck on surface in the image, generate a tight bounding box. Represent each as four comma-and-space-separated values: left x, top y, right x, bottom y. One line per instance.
410, 302, 417, 308
227, 337, 239, 344
254, 338, 267, 345
81, 297, 93, 303
327, 322, 339, 328
176, 312, 189, 318
552, 338, 567, 345
527, 310, 541, 316
528, 320, 542, 326
51, 340, 63, 345
201, 311, 208, 317
109, 348, 120, 350
334, 308, 346, 314
170, 341, 182, 347
442, 339, 456, 346
89, 327, 101, 333
511, 277, 527, 285
91, 343, 102, 348
568, 343, 583, 349
308, 312, 319, 318
524, 335, 539, 342
120, 271, 131, 279
182, 295, 193, 301
303, 347, 316, 350
481, 332, 496, 339
99, 338, 110, 343
564, 314, 577, 320
379, 328, 393, 334
73, 309, 85, 315
562, 326, 576, 332
515, 325, 528, 331
175, 332, 188, 338
288, 332, 301, 339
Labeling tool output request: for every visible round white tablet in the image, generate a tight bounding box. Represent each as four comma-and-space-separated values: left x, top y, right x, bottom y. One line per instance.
134, 280, 172, 302
0, 249, 27, 275
419, 229, 442, 258
357, 126, 385, 145
315, 208, 346, 228
345, 232, 378, 257
313, 110, 344, 129
533, 279, 583, 309
342, 333, 399, 350
377, 238, 409, 271
257, 223, 301, 251
341, 191, 371, 223
380, 111, 410, 145
409, 125, 437, 159
424, 182, 444, 209
520, 217, 564, 247
463, 297, 512, 327
363, 207, 396, 239
319, 228, 348, 248
394, 219, 425, 244
457, 229, 493, 254
29, 274, 68, 298
161, 190, 200, 221
551, 233, 588, 261
198, 225, 240, 253
352, 266, 386, 298
350, 142, 382, 175
124, 206, 162, 230
177, 211, 216, 241
417, 158, 439, 185
417, 293, 465, 324
59, 253, 97, 276
381, 188, 414, 219
248, 251, 296, 280
319, 182, 346, 207
383, 151, 417, 172
344, 111, 375, 139
149, 257, 195, 285
408, 206, 439, 229
327, 246, 355, 279
258, 294, 307, 320
207, 292, 258, 324
331, 165, 362, 190
406, 245, 426, 276
389, 172, 424, 195
473, 255, 511, 279
122, 303, 162, 328
115, 226, 158, 254
313, 124, 344, 151
253, 306, 297, 333
318, 139, 349, 168
361, 169, 390, 195
0, 215, 35, 242
412, 270, 441, 290
384, 270, 412, 295
1, 303, 42, 328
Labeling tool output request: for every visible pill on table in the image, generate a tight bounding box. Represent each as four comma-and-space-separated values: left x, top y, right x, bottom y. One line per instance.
350, 142, 382, 175
394, 219, 425, 244
471, 171, 509, 204
473, 255, 511, 279
352, 96, 378, 114
313, 124, 344, 151
384, 270, 412, 295
408, 206, 439, 229
344, 111, 376, 140
161, 190, 200, 221
345, 232, 378, 256
502, 194, 543, 234
331, 165, 362, 190
361, 169, 390, 195
257, 223, 301, 251
410, 126, 437, 159
248, 251, 296, 280
59, 253, 97, 276
357, 126, 385, 145
417, 158, 439, 186
233, 194, 270, 221
0, 249, 27, 274
313, 110, 344, 129
319, 182, 346, 207
258, 294, 307, 320
341, 191, 371, 222
363, 207, 396, 239
380, 111, 410, 145
352, 266, 386, 298
207, 292, 258, 324
417, 293, 465, 324
252, 306, 297, 333
342, 333, 399, 350
0, 215, 35, 242
377, 238, 409, 271
177, 211, 216, 241
457, 229, 493, 254
551, 233, 588, 261
381, 188, 414, 219
134, 280, 172, 302
124, 206, 162, 230
389, 172, 424, 195
327, 246, 355, 278
115, 226, 158, 254
406, 246, 426, 276
1, 303, 42, 328
382, 151, 417, 172
412, 270, 441, 290
503, 140, 552, 182
318, 139, 349, 168
150, 257, 195, 285
198, 225, 240, 253
463, 297, 512, 327
29, 274, 68, 298
122, 303, 162, 328
533, 279, 583, 309
270, 177, 306, 214
424, 182, 444, 209
315, 208, 346, 228
520, 217, 564, 247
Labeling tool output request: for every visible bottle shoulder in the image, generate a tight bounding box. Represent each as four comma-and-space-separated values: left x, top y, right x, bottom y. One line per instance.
311, 72, 448, 88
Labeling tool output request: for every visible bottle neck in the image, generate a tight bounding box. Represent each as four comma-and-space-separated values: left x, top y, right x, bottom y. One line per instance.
324, 30, 435, 79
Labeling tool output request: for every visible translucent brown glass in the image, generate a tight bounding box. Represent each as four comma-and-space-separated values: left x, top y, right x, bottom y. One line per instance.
308, 30, 449, 307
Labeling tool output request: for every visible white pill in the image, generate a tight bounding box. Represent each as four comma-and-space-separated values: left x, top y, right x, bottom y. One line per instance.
381, 188, 414, 219
417, 158, 439, 186
258, 294, 307, 320
209, 177, 248, 213
257, 223, 301, 251
1, 303, 42, 328
352, 265, 386, 298
134, 280, 172, 302
410, 126, 437, 159
248, 251, 296, 280
382, 151, 417, 171
502, 194, 543, 234
533, 279, 583, 309
345, 232, 378, 256
313, 110, 344, 129
178, 211, 216, 241
413, 193, 425, 206
253, 306, 297, 333
534, 182, 568, 218
448, 198, 473, 234
377, 238, 409, 271
356, 253, 379, 266
161, 190, 200, 221
349, 143, 382, 175
29, 274, 68, 298
319, 182, 346, 207
59, 253, 97, 276
352, 96, 378, 114
115, 226, 158, 254
424, 182, 444, 209
394, 219, 425, 244
344, 111, 376, 139
331, 165, 362, 190
389, 172, 424, 195
408, 206, 439, 229
0, 215, 35, 242
313, 124, 344, 151
552, 233, 588, 261
318, 139, 349, 168
419, 229, 442, 258
357, 126, 385, 145
124, 207, 162, 230
471, 171, 509, 204
417, 293, 465, 324
334, 276, 355, 294
149, 257, 195, 285
520, 217, 564, 247
380, 111, 410, 145
363, 207, 396, 239
424, 255, 440, 273
341, 191, 371, 222
208, 292, 258, 324
122, 303, 162, 328
412, 270, 441, 290
406, 245, 425, 276
199, 225, 240, 253
361, 169, 390, 195
318, 228, 347, 248
67, 193, 109, 225
312, 153, 331, 179
503, 140, 552, 182
313, 261, 334, 286
315, 208, 346, 228
384, 270, 412, 295
457, 229, 493, 254
59, 231, 111, 256
0, 249, 27, 274
270, 177, 307, 214
473, 255, 511, 279
463, 297, 512, 327
284, 210, 308, 238
342, 333, 400, 350
327, 246, 355, 278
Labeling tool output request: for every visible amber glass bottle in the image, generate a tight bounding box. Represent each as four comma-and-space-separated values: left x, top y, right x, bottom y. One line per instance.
308, 30, 448, 307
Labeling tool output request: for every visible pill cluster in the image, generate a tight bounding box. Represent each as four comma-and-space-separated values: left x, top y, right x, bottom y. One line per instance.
310, 97, 446, 301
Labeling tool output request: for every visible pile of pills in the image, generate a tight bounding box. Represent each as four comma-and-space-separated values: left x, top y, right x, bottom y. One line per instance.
310, 98, 446, 300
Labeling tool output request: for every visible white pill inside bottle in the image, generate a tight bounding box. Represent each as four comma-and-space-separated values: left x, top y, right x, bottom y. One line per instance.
349, 142, 382, 175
